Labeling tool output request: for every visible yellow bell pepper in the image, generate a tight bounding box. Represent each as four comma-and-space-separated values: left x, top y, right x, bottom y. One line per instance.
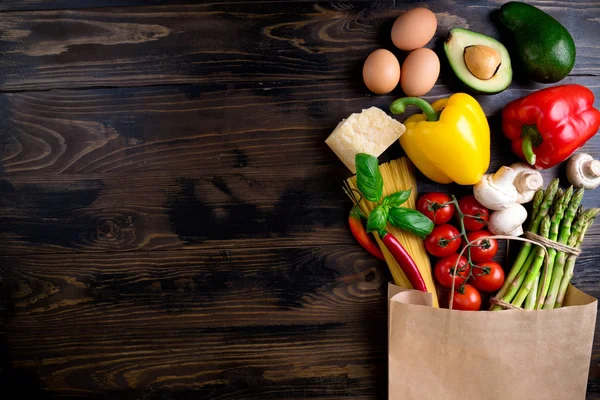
390, 94, 490, 185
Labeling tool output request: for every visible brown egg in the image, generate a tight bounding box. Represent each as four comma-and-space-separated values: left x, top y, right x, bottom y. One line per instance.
362, 49, 401, 94
391, 8, 437, 51
401, 48, 440, 97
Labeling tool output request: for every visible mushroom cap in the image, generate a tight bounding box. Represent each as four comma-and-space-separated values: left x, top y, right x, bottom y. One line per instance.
488, 204, 527, 236
567, 153, 600, 190
473, 172, 518, 210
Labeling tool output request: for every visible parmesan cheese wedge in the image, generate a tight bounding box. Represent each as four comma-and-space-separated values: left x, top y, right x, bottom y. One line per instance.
325, 107, 406, 173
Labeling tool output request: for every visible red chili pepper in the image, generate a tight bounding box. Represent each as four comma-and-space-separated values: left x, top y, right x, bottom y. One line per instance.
502, 84, 600, 169
379, 230, 427, 292
348, 207, 384, 260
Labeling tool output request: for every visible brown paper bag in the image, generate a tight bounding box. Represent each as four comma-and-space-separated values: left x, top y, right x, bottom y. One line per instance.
388, 283, 597, 400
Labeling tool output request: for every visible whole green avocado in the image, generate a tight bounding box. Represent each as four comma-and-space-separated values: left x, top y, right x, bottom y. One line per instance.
499, 2, 575, 83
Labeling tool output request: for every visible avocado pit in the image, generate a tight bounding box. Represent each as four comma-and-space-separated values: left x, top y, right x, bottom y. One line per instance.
464, 45, 502, 80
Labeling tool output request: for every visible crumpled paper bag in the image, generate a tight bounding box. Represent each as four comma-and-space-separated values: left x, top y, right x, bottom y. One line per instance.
388, 283, 597, 400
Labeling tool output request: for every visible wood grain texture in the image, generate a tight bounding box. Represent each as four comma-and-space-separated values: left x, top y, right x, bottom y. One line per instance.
0, 166, 354, 254
0, 1, 597, 91
0, 0, 176, 11
0, 79, 599, 255
1, 164, 599, 256
1, 247, 599, 398
1, 246, 389, 398
0, 78, 599, 176
1, 0, 599, 11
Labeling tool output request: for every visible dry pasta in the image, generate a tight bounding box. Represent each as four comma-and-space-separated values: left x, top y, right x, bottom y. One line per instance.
345, 157, 439, 308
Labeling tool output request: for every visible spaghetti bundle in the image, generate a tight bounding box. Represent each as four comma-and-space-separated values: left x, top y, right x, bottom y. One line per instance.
345, 157, 439, 307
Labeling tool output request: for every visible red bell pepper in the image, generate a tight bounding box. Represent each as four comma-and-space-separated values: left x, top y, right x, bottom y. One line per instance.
349, 207, 384, 260
502, 84, 600, 169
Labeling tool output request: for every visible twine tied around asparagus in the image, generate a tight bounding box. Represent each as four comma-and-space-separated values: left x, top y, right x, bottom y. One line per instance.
523, 231, 581, 256
488, 297, 523, 310
450, 235, 551, 311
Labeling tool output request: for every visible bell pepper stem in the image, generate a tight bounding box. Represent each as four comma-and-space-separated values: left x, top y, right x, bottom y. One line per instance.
521, 125, 540, 166
390, 97, 440, 122
522, 135, 537, 165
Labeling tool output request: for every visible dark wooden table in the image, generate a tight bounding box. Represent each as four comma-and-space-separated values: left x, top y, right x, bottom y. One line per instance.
0, 1, 598, 398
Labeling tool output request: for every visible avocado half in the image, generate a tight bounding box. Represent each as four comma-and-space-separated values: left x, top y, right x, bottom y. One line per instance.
444, 28, 512, 94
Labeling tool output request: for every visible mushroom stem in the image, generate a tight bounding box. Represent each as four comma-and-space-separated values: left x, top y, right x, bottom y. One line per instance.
583, 159, 600, 179
515, 172, 543, 192
509, 162, 544, 204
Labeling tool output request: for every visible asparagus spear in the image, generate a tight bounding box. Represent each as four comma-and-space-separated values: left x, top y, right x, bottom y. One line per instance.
546, 211, 588, 309
542, 188, 585, 309
491, 180, 558, 310
529, 189, 544, 228
556, 187, 564, 198
499, 261, 530, 305
576, 205, 584, 219
516, 189, 552, 302
525, 271, 539, 310
551, 188, 564, 215
554, 209, 600, 308
535, 186, 574, 309
534, 179, 561, 230
510, 215, 550, 307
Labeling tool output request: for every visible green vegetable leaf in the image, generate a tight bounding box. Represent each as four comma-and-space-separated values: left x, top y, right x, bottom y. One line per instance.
388, 207, 434, 238
355, 153, 383, 202
367, 205, 388, 233
382, 190, 411, 208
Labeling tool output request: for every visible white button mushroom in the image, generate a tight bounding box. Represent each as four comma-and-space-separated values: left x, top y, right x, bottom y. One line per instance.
566, 153, 600, 190
509, 162, 544, 204
473, 166, 519, 210
488, 204, 528, 237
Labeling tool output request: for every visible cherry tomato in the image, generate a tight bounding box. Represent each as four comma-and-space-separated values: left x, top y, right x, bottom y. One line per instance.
434, 254, 470, 288
424, 224, 461, 257
458, 195, 489, 231
417, 192, 455, 225
448, 284, 481, 311
463, 230, 498, 262
470, 261, 505, 293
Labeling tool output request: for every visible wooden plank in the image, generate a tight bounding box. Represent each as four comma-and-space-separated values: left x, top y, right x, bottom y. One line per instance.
1, 78, 599, 175
1, 246, 388, 397
0, 1, 597, 91
2, 164, 600, 255
0, 165, 354, 254
1, 0, 597, 12
1, 246, 599, 397
0, 0, 174, 11
3, 0, 600, 12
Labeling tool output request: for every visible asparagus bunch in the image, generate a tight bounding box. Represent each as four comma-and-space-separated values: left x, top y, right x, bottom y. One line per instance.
490, 179, 558, 311
491, 179, 599, 310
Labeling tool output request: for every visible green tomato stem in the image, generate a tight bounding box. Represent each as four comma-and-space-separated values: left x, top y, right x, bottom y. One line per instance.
449, 196, 476, 286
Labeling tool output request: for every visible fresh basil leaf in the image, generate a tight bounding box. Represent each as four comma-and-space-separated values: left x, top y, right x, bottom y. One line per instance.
367, 205, 388, 233
388, 207, 434, 238
382, 190, 411, 208
355, 153, 383, 202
